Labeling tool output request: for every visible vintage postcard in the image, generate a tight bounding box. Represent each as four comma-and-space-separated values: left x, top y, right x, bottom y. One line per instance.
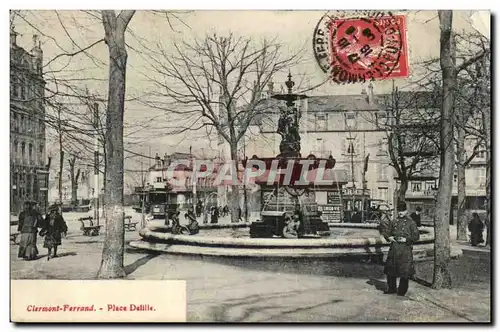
9, 9, 491, 323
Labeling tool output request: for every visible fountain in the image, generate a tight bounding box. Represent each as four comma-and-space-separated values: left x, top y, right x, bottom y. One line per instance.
129, 75, 444, 261
245, 72, 336, 239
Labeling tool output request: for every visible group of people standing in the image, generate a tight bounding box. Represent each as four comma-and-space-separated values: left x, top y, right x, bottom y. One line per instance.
17, 201, 68, 261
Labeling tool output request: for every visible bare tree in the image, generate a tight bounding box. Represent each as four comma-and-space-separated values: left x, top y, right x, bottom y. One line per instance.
67, 153, 81, 206
377, 87, 440, 204
145, 33, 302, 222
433, 10, 456, 289
417, 31, 489, 242
97, 10, 135, 279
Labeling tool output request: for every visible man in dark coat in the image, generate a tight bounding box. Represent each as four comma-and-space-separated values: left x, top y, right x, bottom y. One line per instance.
468, 213, 484, 246
210, 206, 219, 224
410, 207, 422, 227
380, 201, 420, 296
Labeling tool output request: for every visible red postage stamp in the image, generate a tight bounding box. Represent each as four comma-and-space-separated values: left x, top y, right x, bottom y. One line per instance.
313, 13, 409, 83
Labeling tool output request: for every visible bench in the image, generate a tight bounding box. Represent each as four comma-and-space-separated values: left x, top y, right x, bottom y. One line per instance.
124, 216, 138, 232
79, 217, 101, 236
10, 232, 20, 245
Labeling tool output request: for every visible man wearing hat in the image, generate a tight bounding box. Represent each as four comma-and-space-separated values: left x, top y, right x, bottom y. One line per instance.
380, 201, 420, 296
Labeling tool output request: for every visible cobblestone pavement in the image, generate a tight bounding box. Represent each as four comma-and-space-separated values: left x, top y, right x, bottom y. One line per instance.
10, 211, 491, 322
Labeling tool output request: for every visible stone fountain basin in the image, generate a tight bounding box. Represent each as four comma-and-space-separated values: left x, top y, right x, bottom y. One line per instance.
128, 223, 459, 260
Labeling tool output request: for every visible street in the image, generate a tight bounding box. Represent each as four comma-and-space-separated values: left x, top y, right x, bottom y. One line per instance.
10, 210, 491, 322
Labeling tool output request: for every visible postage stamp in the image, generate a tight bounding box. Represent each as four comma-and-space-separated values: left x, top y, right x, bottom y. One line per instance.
313, 11, 409, 83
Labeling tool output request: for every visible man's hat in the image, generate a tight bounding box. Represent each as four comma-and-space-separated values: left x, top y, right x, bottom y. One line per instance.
397, 201, 407, 211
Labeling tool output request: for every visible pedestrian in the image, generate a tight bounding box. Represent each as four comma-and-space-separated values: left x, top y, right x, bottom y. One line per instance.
468, 212, 484, 246
17, 201, 42, 260
184, 208, 200, 235
380, 201, 420, 296
196, 201, 202, 218
410, 207, 422, 227
485, 217, 490, 246
293, 205, 305, 236
210, 206, 219, 224
39, 205, 68, 261
171, 211, 182, 234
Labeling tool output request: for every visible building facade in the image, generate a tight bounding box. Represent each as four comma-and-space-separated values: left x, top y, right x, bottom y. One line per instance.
244, 83, 487, 222
10, 29, 49, 214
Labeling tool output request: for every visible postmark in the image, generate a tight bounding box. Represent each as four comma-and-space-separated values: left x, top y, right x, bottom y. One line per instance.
313, 11, 409, 83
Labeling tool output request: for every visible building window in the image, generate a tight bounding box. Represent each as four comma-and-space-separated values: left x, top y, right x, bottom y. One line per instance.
378, 187, 388, 202
315, 113, 328, 131
156, 177, 162, 183
411, 181, 422, 192
13, 113, 18, 132
39, 144, 44, 165
28, 143, 33, 163
377, 164, 388, 181
424, 181, 436, 195
344, 112, 357, 130
20, 80, 26, 100
12, 79, 20, 98
19, 115, 24, 133
477, 168, 486, 185
21, 142, 25, 162
376, 111, 387, 128
344, 137, 359, 155
377, 137, 389, 155
313, 138, 324, 154
476, 147, 486, 159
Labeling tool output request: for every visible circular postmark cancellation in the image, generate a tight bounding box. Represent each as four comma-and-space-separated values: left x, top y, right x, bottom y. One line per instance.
313, 10, 409, 84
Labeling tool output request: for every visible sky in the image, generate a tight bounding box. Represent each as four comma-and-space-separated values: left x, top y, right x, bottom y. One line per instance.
11, 10, 490, 177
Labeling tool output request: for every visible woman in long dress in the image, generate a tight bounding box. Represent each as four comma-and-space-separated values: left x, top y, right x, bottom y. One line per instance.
39, 205, 68, 260
468, 213, 484, 246
17, 201, 42, 260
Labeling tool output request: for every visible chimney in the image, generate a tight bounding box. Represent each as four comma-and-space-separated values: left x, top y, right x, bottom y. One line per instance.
268, 81, 274, 96
155, 153, 161, 168
368, 82, 374, 104
10, 27, 17, 47
31, 35, 43, 74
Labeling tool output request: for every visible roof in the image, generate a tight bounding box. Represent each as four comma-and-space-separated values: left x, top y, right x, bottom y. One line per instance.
250, 90, 438, 125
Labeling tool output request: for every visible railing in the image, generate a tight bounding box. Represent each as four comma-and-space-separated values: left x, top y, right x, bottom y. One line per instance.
342, 188, 371, 196
309, 150, 333, 158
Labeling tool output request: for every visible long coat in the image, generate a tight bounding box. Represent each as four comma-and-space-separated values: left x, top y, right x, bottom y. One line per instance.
40, 214, 68, 249
380, 215, 420, 278
468, 217, 484, 246
17, 209, 42, 259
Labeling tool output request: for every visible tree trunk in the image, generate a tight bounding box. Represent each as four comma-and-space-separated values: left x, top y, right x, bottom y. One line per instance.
397, 178, 409, 204
57, 105, 64, 204
97, 10, 135, 279
480, 60, 491, 243
58, 150, 64, 203
229, 142, 240, 223
456, 122, 468, 241
433, 10, 455, 290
